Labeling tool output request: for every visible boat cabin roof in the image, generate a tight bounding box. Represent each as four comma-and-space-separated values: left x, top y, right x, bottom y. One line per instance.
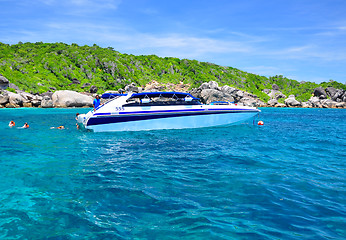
102, 92, 200, 107
102, 92, 199, 100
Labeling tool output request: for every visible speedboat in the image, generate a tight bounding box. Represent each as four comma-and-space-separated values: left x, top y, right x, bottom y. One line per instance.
76, 92, 260, 132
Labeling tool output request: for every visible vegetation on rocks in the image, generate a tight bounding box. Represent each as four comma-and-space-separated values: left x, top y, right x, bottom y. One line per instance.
1, 42, 345, 102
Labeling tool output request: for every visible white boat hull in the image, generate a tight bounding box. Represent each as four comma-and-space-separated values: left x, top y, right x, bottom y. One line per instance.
81, 111, 258, 132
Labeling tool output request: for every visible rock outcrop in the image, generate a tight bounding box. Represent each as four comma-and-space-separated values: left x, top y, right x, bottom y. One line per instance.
285, 95, 301, 107
52, 90, 93, 108
189, 81, 265, 107
0, 74, 9, 90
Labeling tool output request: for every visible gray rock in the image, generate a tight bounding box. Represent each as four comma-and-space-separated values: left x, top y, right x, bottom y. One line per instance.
325, 87, 337, 98
285, 96, 301, 107
81, 83, 91, 89
240, 97, 257, 107
301, 102, 312, 108
342, 92, 346, 102
52, 90, 93, 107
8, 92, 24, 107
319, 95, 327, 99
313, 87, 327, 97
220, 85, 237, 94
320, 99, 337, 108
336, 102, 346, 108
41, 91, 53, 99
125, 83, 140, 93
332, 89, 344, 101
263, 89, 271, 94
0, 93, 9, 105
268, 99, 278, 106
200, 89, 234, 104
272, 84, 280, 91
276, 103, 286, 108
0, 74, 9, 89
235, 90, 244, 98
199, 81, 219, 90
41, 96, 53, 108
20, 92, 35, 102
9, 83, 19, 90
268, 90, 286, 100
71, 78, 80, 85
89, 85, 98, 93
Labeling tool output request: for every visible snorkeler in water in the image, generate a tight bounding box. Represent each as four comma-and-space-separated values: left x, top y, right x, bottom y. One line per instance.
50, 126, 65, 129
9, 121, 15, 127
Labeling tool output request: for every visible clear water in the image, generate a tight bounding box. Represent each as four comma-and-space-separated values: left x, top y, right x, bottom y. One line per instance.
0, 107, 345, 239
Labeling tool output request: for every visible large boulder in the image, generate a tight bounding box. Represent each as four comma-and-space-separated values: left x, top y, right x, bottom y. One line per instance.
41, 96, 53, 108
239, 97, 258, 107
0, 93, 9, 105
199, 81, 219, 90
0, 74, 9, 89
268, 90, 286, 100
268, 99, 278, 106
301, 102, 312, 108
325, 87, 337, 99
200, 89, 234, 104
336, 102, 346, 108
285, 95, 301, 107
20, 92, 35, 103
342, 92, 346, 102
31, 95, 43, 107
8, 92, 24, 107
332, 89, 344, 101
220, 85, 237, 95
313, 87, 327, 97
320, 99, 337, 108
125, 83, 140, 93
52, 90, 93, 107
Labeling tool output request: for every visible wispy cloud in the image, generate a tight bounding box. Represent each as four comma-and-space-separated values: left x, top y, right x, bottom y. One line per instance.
37, 0, 121, 14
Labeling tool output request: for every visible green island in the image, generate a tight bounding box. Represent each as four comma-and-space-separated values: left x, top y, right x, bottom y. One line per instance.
1, 42, 346, 108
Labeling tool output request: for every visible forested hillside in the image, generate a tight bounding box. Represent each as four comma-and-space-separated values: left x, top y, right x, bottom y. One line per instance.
1, 42, 345, 102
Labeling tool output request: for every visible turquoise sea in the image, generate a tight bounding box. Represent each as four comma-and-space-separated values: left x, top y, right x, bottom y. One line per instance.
0, 107, 345, 239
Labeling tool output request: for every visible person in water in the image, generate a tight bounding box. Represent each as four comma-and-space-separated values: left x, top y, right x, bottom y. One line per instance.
93, 95, 101, 111
50, 126, 65, 129
23, 122, 29, 128
9, 121, 15, 127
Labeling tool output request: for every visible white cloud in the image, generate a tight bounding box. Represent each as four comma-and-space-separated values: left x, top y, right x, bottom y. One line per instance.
38, 0, 121, 12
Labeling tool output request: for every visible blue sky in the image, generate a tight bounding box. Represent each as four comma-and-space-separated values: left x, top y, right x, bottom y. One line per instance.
1, 0, 346, 84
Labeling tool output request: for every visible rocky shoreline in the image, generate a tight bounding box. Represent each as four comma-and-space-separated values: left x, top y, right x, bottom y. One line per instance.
1, 77, 346, 109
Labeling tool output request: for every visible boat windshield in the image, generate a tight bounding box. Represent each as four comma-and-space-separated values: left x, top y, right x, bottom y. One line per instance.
124, 92, 201, 106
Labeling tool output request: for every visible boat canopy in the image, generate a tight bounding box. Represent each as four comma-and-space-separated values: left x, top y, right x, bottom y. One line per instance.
102, 92, 199, 100
101, 93, 126, 99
